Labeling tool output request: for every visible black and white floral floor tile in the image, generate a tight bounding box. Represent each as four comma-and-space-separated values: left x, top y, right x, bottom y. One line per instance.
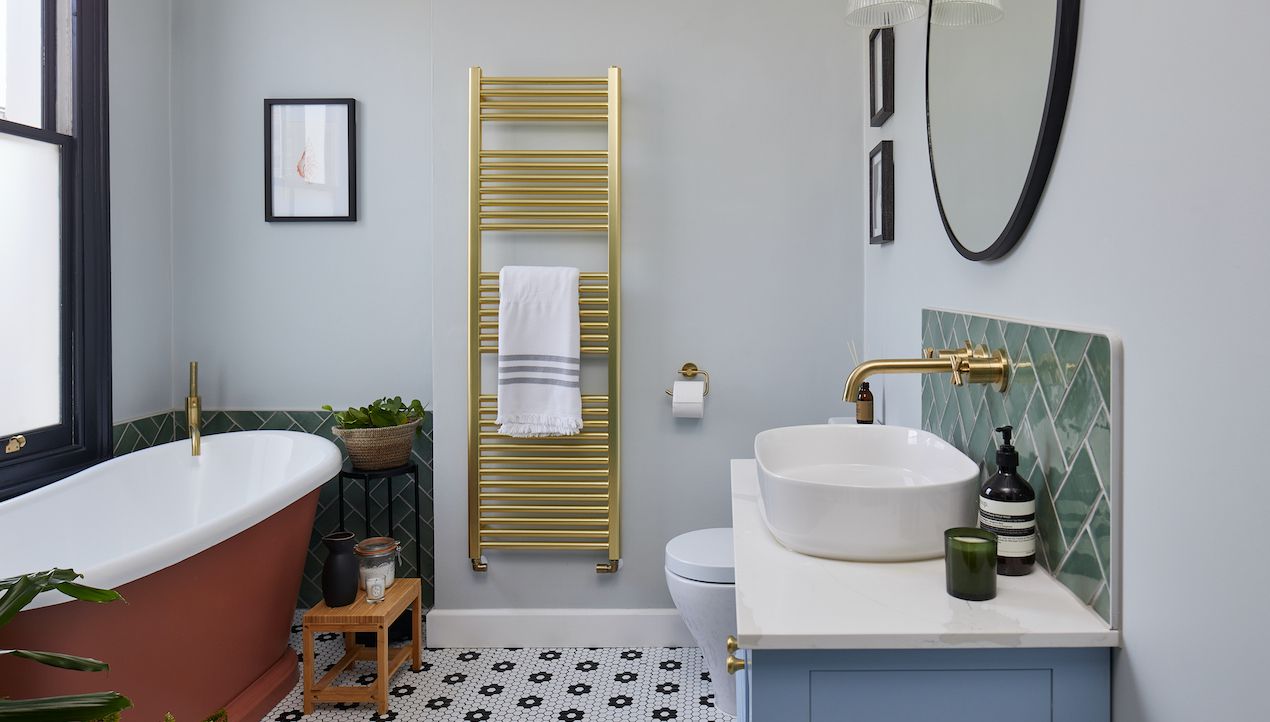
262, 612, 729, 722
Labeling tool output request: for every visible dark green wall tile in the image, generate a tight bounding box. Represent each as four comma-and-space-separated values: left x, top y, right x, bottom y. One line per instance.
1055, 447, 1100, 543
967, 316, 989, 344
1088, 409, 1112, 490
1004, 346, 1035, 420
113, 424, 142, 455
1027, 328, 1066, 412
1087, 335, 1112, 408
1090, 496, 1112, 580
1054, 362, 1101, 466
1026, 393, 1067, 491
922, 310, 1116, 624
1092, 584, 1111, 622
986, 320, 1007, 360
1034, 471, 1065, 567
1057, 531, 1103, 605
1003, 322, 1030, 364
1053, 330, 1089, 384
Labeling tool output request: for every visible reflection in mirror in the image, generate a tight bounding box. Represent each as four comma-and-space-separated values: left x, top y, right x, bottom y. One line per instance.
927, 0, 1079, 260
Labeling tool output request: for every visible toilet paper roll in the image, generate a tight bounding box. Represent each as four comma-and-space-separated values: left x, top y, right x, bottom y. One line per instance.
671, 380, 705, 418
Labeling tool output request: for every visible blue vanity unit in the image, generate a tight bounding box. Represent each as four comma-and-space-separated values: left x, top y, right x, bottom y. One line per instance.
730, 460, 1118, 722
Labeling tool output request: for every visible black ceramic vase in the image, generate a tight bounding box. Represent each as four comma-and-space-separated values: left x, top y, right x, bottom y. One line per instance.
321, 531, 358, 607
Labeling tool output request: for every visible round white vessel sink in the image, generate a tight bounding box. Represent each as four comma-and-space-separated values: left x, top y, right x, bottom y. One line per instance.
754, 424, 979, 561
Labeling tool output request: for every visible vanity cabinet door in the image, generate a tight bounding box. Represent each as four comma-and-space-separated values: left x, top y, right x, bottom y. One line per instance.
809, 669, 1050, 722
748, 648, 1109, 722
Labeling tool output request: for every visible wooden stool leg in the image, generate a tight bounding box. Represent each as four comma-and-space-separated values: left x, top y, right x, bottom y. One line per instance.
344, 631, 356, 653
411, 592, 422, 672
376, 624, 389, 715
302, 624, 314, 714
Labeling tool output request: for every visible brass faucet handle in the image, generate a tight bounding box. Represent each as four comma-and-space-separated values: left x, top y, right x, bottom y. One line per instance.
949, 355, 966, 386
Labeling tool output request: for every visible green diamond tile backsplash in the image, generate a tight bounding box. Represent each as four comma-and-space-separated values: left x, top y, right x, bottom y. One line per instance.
112, 410, 434, 609
921, 310, 1118, 625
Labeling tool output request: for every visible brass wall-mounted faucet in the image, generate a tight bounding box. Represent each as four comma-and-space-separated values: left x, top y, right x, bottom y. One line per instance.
186, 362, 201, 456
843, 342, 1010, 402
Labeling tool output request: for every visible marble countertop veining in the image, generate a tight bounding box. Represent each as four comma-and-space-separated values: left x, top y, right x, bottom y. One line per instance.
731, 459, 1120, 650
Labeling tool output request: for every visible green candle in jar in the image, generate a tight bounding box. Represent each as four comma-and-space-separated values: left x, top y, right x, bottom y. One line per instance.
945, 527, 998, 601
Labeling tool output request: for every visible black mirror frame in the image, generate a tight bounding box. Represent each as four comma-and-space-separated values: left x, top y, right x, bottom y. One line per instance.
925, 0, 1081, 262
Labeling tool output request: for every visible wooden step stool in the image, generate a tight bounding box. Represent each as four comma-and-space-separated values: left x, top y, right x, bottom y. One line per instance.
301, 578, 423, 715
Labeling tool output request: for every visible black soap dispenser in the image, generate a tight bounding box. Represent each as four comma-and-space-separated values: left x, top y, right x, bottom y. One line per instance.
978, 426, 1036, 576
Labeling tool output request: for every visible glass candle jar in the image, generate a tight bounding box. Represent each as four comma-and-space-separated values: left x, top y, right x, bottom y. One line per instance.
354, 536, 400, 594
944, 527, 997, 601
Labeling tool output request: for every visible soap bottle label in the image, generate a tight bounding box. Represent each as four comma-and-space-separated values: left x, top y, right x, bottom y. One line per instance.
978, 497, 1036, 558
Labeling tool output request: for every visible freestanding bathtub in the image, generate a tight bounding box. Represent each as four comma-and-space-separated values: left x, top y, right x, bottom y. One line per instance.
0, 430, 342, 722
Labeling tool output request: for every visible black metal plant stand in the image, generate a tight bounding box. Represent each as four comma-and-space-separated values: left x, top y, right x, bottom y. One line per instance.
336, 462, 422, 645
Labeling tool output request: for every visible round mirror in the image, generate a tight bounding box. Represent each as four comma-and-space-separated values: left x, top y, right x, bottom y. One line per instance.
926, 0, 1080, 260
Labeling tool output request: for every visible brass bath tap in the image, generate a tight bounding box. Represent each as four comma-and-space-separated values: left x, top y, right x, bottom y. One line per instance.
842, 342, 1010, 403
187, 362, 201, 456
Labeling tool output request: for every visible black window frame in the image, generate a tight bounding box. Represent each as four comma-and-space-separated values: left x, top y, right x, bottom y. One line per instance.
0, 0, 112, 500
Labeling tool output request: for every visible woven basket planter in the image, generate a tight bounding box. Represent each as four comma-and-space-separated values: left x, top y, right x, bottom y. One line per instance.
332, 419, 421, 471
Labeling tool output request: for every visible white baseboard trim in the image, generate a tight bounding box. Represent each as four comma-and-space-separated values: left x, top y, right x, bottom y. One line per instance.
425, 608, 694, 648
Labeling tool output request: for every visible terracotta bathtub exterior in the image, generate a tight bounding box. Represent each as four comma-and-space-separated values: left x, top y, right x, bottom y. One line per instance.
0, 431, 341, 722
0, 489, 318, 721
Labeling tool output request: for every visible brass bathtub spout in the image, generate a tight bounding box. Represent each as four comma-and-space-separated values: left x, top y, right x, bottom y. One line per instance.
842, 342, 1010, 402
186, 362, 201, 456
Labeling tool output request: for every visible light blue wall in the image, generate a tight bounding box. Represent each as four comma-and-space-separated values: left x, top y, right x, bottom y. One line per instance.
109, 0, 175, 421
167, 0, 433, 412
861, 3, 1270, 720
429, 0, 865, 611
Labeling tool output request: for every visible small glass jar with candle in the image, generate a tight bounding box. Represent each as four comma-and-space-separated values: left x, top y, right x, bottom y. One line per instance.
354, 536, 400, 597
944, 527, 997, 601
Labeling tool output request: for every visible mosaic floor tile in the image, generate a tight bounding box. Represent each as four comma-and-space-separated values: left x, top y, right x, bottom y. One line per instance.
260, 611, 728, 722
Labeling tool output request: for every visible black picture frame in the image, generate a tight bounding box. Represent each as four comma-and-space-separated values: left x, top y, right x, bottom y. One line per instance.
869, 141, 895, 244
926, 0, 1081, 261
264, 98, 358, 222
869, 28, 895, 127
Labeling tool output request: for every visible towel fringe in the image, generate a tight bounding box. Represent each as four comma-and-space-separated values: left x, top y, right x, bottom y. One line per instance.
496, 413, 584, 438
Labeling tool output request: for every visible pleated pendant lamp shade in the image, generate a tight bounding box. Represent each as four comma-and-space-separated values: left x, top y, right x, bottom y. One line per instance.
844, 0, 928, 28
931, 0, 1005, 27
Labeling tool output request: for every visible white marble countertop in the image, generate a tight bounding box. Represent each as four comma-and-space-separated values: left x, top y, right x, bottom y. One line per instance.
731, 459, 1120, 650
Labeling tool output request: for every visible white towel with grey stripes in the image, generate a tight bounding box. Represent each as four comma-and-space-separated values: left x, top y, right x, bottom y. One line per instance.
495, 266, 583, 437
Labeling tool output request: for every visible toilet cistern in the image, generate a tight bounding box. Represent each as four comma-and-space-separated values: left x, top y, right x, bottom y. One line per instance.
842, 340, 1010, 402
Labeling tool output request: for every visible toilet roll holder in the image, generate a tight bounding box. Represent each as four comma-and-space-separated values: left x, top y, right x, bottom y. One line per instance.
665, 362, 711, 397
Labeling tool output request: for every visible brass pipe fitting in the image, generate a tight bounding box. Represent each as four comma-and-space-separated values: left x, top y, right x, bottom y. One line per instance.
186, 361, 201, 456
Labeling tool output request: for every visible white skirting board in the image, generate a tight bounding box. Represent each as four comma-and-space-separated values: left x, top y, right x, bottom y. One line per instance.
425, 608, 695, 648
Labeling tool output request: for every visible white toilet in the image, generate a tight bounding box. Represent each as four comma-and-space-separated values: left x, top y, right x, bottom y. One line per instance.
665, 527, 737, 717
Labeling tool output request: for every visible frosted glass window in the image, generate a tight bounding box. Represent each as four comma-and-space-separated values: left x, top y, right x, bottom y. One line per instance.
0, 0, 44, 128
0, 133, 62, 436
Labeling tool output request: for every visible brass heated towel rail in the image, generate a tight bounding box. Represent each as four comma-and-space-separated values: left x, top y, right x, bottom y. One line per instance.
467, 67, 622, 573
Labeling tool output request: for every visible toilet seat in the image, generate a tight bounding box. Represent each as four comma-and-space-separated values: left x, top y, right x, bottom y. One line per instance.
665, 528, 734, 584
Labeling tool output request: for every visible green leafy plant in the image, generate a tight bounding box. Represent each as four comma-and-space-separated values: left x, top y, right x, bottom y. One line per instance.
0, 568, 131, 722
322, 396, 428, 434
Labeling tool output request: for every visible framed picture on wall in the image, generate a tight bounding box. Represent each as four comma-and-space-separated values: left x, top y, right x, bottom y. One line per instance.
869, 28, 894, 127
264, 98, 357, 222
870, 140, 894, 244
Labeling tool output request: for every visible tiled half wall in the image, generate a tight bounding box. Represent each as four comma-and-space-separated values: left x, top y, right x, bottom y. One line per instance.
921, 309, 1120, 624
112, 410, 434, 608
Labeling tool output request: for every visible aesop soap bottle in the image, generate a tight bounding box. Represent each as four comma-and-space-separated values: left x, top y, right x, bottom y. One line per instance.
978, 426, 1036, 576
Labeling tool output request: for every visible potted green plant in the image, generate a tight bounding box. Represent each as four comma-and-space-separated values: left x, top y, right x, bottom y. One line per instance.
322, 396, 428, 471
0, 568, 131, 722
